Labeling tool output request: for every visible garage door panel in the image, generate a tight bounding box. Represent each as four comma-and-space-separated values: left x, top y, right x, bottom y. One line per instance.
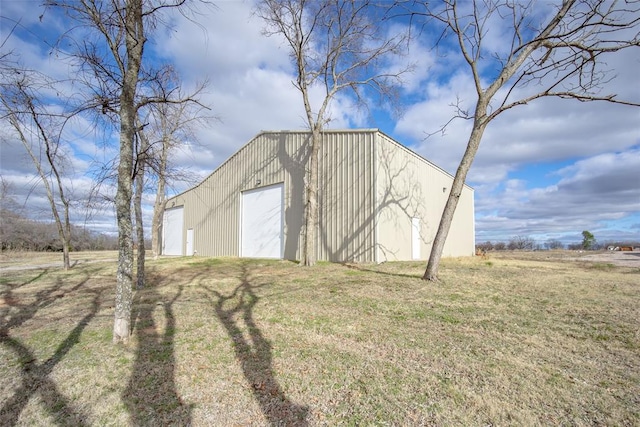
163, 207, 184, 256
241, 184, 283, 258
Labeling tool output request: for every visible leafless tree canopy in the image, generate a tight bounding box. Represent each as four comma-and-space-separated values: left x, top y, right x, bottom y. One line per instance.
0, 64, 75, 270
261, 0, 413, 116
138, 81, 212, 260
401, 0, 640, 280
43, 0, 209, 343
257, 0, 411, 265
409, 0, 640, 120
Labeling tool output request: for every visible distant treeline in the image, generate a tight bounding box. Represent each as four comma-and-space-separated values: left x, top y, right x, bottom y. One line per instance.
1, 207, 119, 252
477, 237, 640, 252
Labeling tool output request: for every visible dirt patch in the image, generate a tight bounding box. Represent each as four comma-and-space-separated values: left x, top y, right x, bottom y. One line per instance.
489, 249, 640, 268
569, 251, 640, 268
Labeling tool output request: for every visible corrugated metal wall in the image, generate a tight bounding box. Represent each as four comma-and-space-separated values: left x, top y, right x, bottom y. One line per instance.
318, 130, 376, 262
165, 129, 474, 262
374, 133, 475, 261
166, 130, 377, 262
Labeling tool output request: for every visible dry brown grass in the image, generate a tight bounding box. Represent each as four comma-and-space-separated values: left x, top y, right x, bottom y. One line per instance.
0, 251, 118, 270
1, 252, 638, 425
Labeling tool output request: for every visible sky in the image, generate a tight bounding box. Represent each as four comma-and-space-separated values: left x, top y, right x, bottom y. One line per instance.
1, 0, 639, 246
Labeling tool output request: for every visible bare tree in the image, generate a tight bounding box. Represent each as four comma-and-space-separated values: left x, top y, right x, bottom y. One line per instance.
0, 68, 74, 269
258, 0, 410, 266
149, 119, 169, 259
507, 235, 536, 251
406, 0, 640, 281
46, 0, 202, 344
75, 67, 207, 282
133, 119, 148, 289
139, 78, 210, 260
544, 239, 564, 250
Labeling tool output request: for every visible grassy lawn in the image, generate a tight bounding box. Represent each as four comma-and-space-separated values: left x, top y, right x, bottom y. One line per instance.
1, 252, 638, 425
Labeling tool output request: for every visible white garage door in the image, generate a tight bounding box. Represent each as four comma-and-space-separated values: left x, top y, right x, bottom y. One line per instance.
241, 183, 283, 258
163, 206, 184, 256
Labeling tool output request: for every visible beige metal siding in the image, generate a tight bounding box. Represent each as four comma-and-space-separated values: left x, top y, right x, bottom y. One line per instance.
167, 132, 306, 258
375, 133, 475, 261
166, 130, 377, 262
442, 186, 475, 257
166, 129, 473, 262
318, 130, 376, 262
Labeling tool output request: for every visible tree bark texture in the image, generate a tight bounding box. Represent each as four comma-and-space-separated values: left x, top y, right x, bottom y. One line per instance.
424, 106, 488, 281
258, 0, 408, 266
302, 127, 321, 266
134, 161, 145, 290
151, 133, 169, 260
134, 123, 149, 289
422, 0, 596, 281
113, 0, 144, 344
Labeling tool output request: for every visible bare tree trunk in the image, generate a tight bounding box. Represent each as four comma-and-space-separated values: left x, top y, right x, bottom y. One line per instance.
134, 123, 149, 289
151, 133, 169, 259
424, 114, 487, 281
417, 0, 639, 281
134, 161, 145, 290
113, 0, 144, 344
151, 196, 165, 259
258, 0, 409, 266
62, 209, 71, 269
52, 142, 72, 271
114, 155, 134, 343
302, 127, 321, 266
1, 92, 73, 270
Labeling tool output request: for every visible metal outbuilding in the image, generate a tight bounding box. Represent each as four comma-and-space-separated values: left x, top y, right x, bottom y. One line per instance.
162, 129, 475, 262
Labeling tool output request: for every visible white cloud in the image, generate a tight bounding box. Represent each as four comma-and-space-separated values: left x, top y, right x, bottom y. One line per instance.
379, 24, 437, 95
395, 5, 640, 188
152, 1, 370, 170
2, 0, 638, 244
139, 0, 379, 199
475, 148, 640, 242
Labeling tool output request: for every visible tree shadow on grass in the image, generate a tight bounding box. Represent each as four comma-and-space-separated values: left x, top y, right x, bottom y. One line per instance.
122, 281, 192, 426
340, 262, 423, 280
202, 262, 309, 426
0, 271, 101, 426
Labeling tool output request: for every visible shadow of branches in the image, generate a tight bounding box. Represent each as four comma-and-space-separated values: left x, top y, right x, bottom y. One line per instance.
0, 271, 100, 426
340, 262, 422, 280
122, 280, 192, 426
202, 262, 308, 426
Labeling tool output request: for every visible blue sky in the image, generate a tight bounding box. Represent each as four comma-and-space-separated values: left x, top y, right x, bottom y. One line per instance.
1, 0, 639, 246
